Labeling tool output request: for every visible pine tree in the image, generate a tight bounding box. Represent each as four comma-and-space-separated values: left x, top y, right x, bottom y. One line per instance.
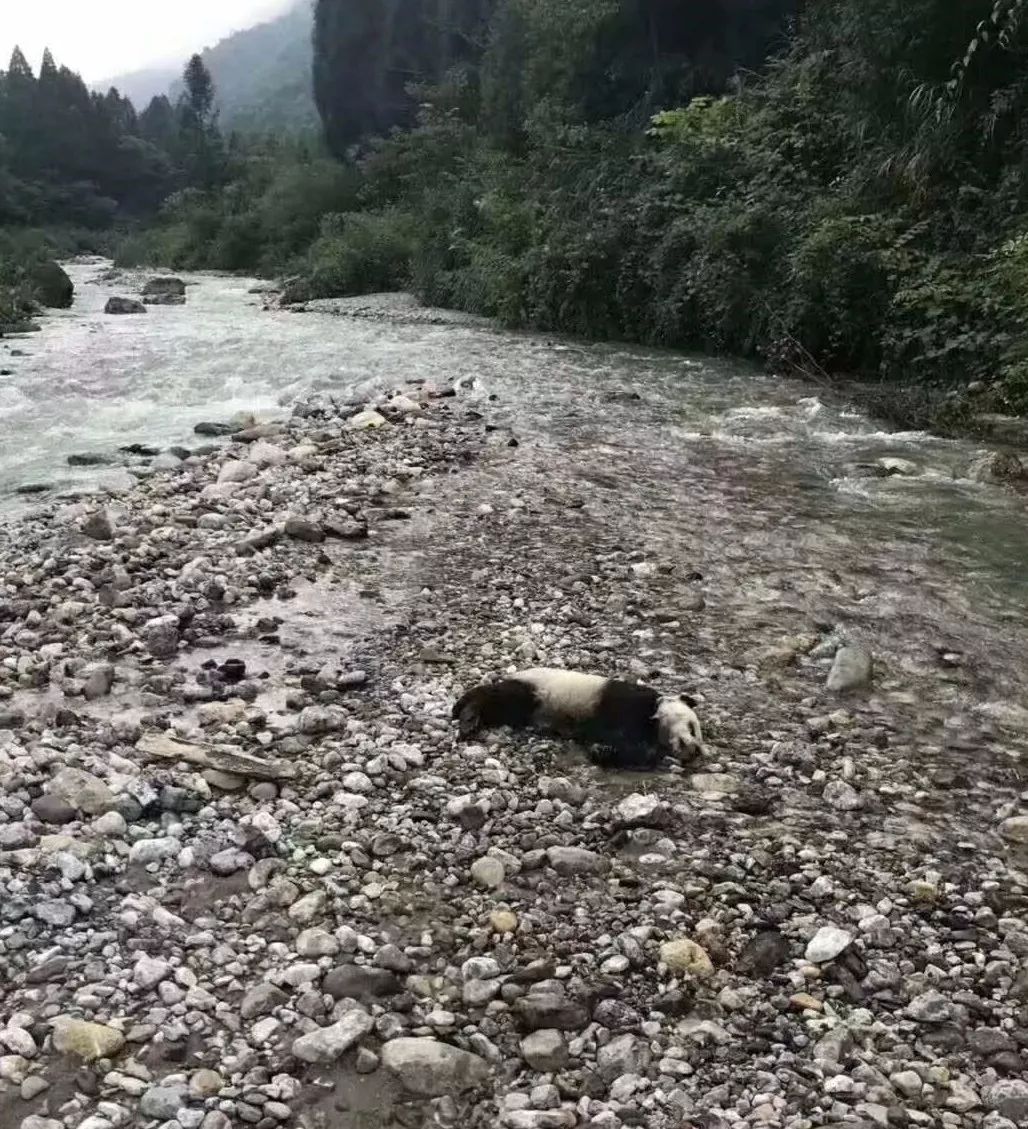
176, 54, 226, 188
181, 54, 217, 131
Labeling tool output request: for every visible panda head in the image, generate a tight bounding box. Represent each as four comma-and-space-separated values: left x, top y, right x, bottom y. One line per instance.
655, 693, 704, 761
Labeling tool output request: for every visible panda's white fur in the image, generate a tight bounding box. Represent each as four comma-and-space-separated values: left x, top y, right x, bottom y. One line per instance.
516, 668, 608, 721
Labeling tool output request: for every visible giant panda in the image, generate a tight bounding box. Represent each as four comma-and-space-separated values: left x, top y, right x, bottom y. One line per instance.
452, 667, 704, 769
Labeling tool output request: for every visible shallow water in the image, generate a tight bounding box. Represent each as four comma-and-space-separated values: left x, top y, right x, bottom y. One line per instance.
2, 259, 1027, 626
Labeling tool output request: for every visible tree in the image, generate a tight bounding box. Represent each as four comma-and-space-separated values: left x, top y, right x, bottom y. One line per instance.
182, 53, 217, 130
314, 0, 492, 156
176, 54, 226, 188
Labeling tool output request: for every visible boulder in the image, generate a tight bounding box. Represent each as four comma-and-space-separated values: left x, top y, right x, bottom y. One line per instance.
30, 261, 73, 309
381, 1037, 490, 1096
49, 767, 115, 816
969, 450, 1025, 484
291, 1009, 374, 1064
105, 297, 146, 315
520, 1030, 568, 1072
826, 644, 873, 692
142, 277, 186, 305
50, 1017, 125, 1061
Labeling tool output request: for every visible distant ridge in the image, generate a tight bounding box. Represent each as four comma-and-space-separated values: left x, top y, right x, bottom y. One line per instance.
97, 0, 317, 134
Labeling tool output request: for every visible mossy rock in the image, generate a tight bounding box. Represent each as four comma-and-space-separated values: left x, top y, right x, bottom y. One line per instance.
30, 260, 74, 309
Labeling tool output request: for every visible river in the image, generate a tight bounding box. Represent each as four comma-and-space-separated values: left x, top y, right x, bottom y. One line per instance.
2, 257, 1027, 633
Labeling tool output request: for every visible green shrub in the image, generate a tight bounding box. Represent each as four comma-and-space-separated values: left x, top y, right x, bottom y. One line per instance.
305, 210, 416, 297
784, 214, 892, 371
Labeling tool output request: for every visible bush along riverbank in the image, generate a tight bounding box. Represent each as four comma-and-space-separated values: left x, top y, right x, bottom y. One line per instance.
0, 229, 80, 333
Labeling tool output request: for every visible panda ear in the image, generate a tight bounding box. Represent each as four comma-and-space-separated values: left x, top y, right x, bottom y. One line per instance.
679, 692, 699, 708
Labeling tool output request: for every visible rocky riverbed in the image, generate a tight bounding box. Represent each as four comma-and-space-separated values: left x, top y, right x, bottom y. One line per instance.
2, 277, 1028, 1129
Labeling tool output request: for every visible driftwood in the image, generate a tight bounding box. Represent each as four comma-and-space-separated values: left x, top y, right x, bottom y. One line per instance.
136, 733, 296, 781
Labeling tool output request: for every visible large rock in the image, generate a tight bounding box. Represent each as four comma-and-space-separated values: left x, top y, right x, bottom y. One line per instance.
1000, 815, 1028, 844
660, 938, 714, 977
143, 614, 179, 659
240, 983, 289, 1020
140, 1083, 188, 1120
291, 1009, 374, 1064
513, 991, 589, 1032
597, 1033, 651, 1081
104, 296, 146, 315
381, 1038, 490, 1096
49, 767, 115, 816
805, 925, 854, 963
826, 644, 873, 692
969, 450, 1025, 484
520, 1030, 568, 1072
50, 1017, 125, 1061
324, 964, 400, 1001
142, 277, 186, 306
31, 260, 73, 309
218, 460, 258, 485
614, 793, 673, 829
985, 1080, 1028, 1122
545, 846, 609, 876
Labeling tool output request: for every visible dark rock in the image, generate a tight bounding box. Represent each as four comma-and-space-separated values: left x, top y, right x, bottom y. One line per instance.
68, 452, 113, 467
220, 659, 247, 684
0, 707, 25, 729
284, 517, 325, 543
513, 992, 589, 1032
31, 794, 77, 821
323, 964, 400, 1001
324, 518, 369, 540
104, 296, 147, 315
736, 928, 792, 977
31, 260, 74, 309
142, 277, 186, 298
119, 444, 161, 457
15, 483, 51, 495
80, 509, 114, 541
194, 421, 234, 437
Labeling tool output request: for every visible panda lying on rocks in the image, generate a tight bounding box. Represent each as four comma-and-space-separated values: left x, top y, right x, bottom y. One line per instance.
452, 667, 704, 769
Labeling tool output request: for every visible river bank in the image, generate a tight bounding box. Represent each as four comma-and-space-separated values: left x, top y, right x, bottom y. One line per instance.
2, 263, 1028, 1129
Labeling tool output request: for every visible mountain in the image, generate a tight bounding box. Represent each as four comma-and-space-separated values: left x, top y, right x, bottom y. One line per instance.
99, 1, 318, 135
179, 1, 318, 134
95, 65, 180, 108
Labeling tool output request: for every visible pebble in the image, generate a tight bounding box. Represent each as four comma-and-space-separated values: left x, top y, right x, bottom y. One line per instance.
805, 925, 855, 963
471, 856, 506, 888
660, 938, 715, 977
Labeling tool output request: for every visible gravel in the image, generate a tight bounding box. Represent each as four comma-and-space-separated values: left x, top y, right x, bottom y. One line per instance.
0, 363, 1025, 1129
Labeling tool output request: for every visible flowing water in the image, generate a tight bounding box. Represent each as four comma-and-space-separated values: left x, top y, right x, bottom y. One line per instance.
2, 258, 1027, 637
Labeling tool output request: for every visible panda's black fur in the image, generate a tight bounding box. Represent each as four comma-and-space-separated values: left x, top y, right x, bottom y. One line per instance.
452, 667, 703, 770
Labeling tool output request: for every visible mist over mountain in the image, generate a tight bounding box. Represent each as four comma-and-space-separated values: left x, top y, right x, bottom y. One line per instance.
99, 1, 316, 134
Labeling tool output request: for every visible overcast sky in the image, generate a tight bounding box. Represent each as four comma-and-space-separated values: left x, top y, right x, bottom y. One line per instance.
1, 0, 294, 83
